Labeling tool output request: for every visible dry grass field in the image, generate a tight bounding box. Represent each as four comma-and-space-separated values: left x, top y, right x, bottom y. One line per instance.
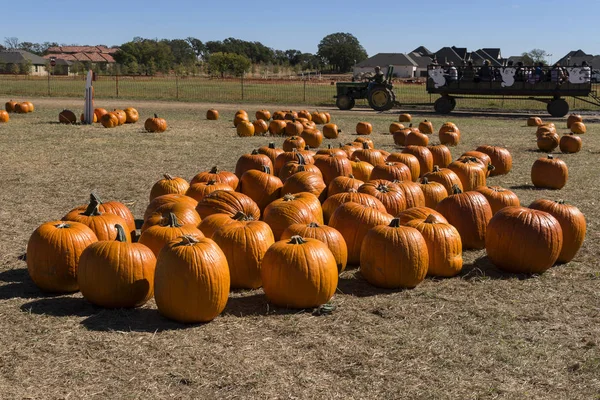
0, 98, 599, 399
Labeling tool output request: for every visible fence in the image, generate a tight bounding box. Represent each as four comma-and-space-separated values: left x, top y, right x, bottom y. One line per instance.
1, 74, 598, 112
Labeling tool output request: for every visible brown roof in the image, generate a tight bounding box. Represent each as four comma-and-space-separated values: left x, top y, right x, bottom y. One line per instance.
43, 52, 115, 63
47, 45, 119, 54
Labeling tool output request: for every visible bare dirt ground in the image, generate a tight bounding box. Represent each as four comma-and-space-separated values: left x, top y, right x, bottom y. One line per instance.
0, 97, 599, 399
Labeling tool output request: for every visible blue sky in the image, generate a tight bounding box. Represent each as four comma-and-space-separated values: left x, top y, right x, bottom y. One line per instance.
3, 0, 599, 61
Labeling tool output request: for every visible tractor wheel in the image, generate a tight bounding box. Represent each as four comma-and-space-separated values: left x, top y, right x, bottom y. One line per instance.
434, 96, 454, 114
547, 98, 569, 117
368, 87, 394, 111
336, 95, 355, 110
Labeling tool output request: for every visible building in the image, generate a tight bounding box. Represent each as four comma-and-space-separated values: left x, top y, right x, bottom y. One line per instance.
44, 45, 118, 73
353, 52, 432, 79
0, 50, 48, 76
556, 50, 600, 69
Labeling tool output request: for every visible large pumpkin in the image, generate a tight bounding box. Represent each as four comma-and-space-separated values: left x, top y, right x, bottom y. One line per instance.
257, 142, 284, 166
327, 175, 364, 198
252, 119, 269, 135
5, 100, 17, 112
100, 112, 119, 128
281, 171, 327, 202
190, 166, 239, 190
143, 193, 198, 221
283, 136, 306, 152
405, 130, 430, 146
559, 133, 582, 154
186, 180, 233, 202
531, 155, 568, 190
358, 180, 407, 216
537, 132, 560, 152
486, 207, 563, 273
370, 162, 412, 182
323, 123, 340, 139
406, 214, 463, 277
141, 202, 201, 233
418, 120, 434, 134
356, 121, 373, 135
314, 154, 352, 185
138, 212, 204, 257
67, 192, 136, 236
474, 186, 520, 215
360, 219, 429, 288
261, 236, 338, 308
396, 206, 448, 225
570, 122, 586, 134
63, 198, 132, 242
195, 190, 260, 220
448, 157, 487, 192
240, 166, 283, 211
428, 144, 453, 168
26, 221, 98, 292
149, 173, 190, 201
155, 235, 230, 323
263, 192, 323, 240
198, 212, 241, 238
422, 165, 463, 194
529, 199, 586, 263
395, 180, 426, 209
386, 153, 420, 181
350, 158, 375, 182
300, 128, 324, 148
235, 149, 273, 178
475, 145, 512, 176
419, 177, 448, 208
402, 146, 433, 177
212, 214, 274, 289
322, 189, 386, 224
236, 121, 255, 137
566, 114, 582, 129
436, 185, 492, 249
256, 109, 271, 121
78, 224, 156, 308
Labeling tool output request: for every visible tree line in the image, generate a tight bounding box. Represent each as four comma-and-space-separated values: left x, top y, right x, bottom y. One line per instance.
2, 33, 369, 76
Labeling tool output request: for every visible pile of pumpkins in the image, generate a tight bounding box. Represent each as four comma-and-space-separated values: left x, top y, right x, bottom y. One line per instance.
2, 100, 35, 122
528, 114, 586, 155
25, 118, 586, 324
57, 106, 167, 133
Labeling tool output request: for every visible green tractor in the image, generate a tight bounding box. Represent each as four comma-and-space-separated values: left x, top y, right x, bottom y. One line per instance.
334, 65, 397, 111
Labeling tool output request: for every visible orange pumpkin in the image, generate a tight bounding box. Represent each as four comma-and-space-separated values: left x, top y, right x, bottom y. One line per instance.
236, 120, 255, 137
356, 121, 373, 135
0, 110, 10, 123
206, 109, 219, 120
418, 120, 434, 134
144, 114, 167, 132
149, 173, 190, 201
124, 107, 139, 123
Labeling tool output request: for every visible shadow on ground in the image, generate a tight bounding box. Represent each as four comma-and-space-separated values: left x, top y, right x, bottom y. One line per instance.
460, 255, 537, 281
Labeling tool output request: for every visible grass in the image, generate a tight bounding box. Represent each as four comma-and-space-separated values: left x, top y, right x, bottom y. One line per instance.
0, 98, 599, 399
2, 75, 599, 112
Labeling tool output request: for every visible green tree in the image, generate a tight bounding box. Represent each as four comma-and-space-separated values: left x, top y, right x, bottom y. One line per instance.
163, 39, 196, 66
521, 49, 548, 65
19, 59, 32, 75
9, 63, 19, 74
317, 32, 367, 73
186, 37, 206, 60
114, 38, 174, 75
207, 52, 251, 77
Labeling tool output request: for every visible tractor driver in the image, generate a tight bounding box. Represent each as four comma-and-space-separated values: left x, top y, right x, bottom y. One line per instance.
368, 66, 385, 92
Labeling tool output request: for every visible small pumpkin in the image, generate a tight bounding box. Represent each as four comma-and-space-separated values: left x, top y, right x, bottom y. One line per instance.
313, 154, 352, 185
475, 145, 512, 176
138, 212, 204, 257
235, 149, 273, 178
398, 113, 412, 122
206, 109, 219, 120
389, 122, 405, 134
283, 136, 306, 152
386, 153, 420, 181
233, 113, 249, 127
570, 121, 586, 134
124, 107, 139, 123
0, 110, 10, 123
559, 133, 582, 153
356, 121, 373, 135
395, 180, 426, 209
358, 180, 407, 216
145, 114, 167, 132
186, 180, 233, 202
439, 128, 460, 146
256, 109, 271, 121
448, 157, 487, 192
350, 159, 375, 182
322, 189, 386, 224
327, 175, 364, 197
69, 192, 137, 236
428, 144, 453, 168
258, 142, 284, 165
418, 120, 434, 134
143, 193, 198, 221
370, 162, 412, 182
537, 132, 560, 152
422, 165, 463, 194
149, 173, 190, 202
527, 116, 543, 126
566, 114, 583, 129
252, 119, 269, 135
191, 166, 239, 190
268, 119, 287, 135
281, 170, 327, 202
113, 109, 127, 125
195, 190, 260, 221
240, 166, 283, 211
63, 198, 132, 242
393, 127, 411, 146
284, 120, 304, 136
323, 123, 340, 139
531, 155, 568, 190
5, 100, 17, 113
236, 120, 255, 137
301, 128, 324, 148
405, 130, 430, 146
94, 108, 108, 121
351, 142, 386, 166
419, 177, 448, 208
141, 202, 201, 233
100, 112, 119, 128
402, 145, 433, 177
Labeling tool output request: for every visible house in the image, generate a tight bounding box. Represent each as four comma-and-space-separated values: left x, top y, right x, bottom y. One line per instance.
44, 45, 118, 73
0, 50, 48, 76
432, 46, 466, 66
556, 50, 600, 69
353, 53, 432, 78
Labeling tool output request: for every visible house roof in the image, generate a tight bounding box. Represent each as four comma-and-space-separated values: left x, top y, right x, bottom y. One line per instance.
47, 45, 119, 54
411, 46, 433, 57
433, 47, 464, 65
407, 52, 432, 68
472, 49, 503, 66
556, 50, 595, 67
482, 48, 502, 60
355, 53, 417, 68
43, 52, 116, 63
0, 49, 47, 65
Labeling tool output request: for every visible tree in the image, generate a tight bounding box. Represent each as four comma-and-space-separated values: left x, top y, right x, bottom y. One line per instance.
114, 38, 174, 75
521, 49, 548, 65
4, 37, 20, 49
186, 37, 206, 60
19, 59, 32, 75
317, 33, 367, 73
163, 39, 196, 66
207, 52, 251, 77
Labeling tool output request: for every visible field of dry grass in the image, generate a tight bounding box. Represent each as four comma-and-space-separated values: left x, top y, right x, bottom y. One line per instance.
0, 98, 599, 399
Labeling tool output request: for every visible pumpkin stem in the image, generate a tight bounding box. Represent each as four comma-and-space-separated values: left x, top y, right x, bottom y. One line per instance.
261, 165, 271, 174
547, 154, 554, 159
82, 197, 102, 216
166, 212, 182, 227
288, 235, 307, 244
421, 177, 429, 184
433, 165, 441, 172
348, 188, 358, 193
389, 218, 401, 228
307, 222, 320, 228
154, 113, 158, 118
296, 153, 306, 165
362, 142, 369, 149
297, 165, 306, 172
557, 199, 566, 204
251, 149, 259, 155
206, 179, 217, 185
55, 222, 71, 229
283, 193, 296, 201
209, 166, 219, 173
176, 235, 200, 246
348, 174, 355, 179
487, 164, 495, 171
268, 142, 275, 149
163, 173, 174, 180
233, 211, 253, 221
451, 184, 463, 195
89, 192, 103, 204
304, 145, 310, 151
376, 183, 390, 193
114, 224, 127, 242
424, 214, 438, 224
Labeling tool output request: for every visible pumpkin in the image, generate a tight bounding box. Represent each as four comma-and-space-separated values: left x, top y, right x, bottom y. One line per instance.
405, 130, 430, 146
313, 154, 352, 185
566, 114, 582, 129
279, 156, 322, 182
474, 186, 520, 215
559, 133, 582, 153
350, 159, 374, 182
240, 166, 283, 211
14, 102, 29, 113
527, 116, 543, 126
68, 192, 136, 236
570, 122, 586, 134
5, 100, 17, 112
186, 180, 233, 202
206, 109, 219, 120
327, 175, 364, 197
24, 101, 34, 112
123, 107, 139, 123
439, 128, 460, 146
272, 111, 286, 120
58, 109, 77, 124
439, 122, 459, 134
26, 221, 98, 292
360, 218, 428, 288
322, 189, 386, 224
529, 199, 586, 263
281, 222, 347, 273
261, 236, 338, 308
389, 122, 405, 134
145, 114, 167, 132
275, 149, 314, 176
353, 136, 374, 149
393, 127, 411, 146
301, 128, 324, 148
236, 120, 255, 137
297, 110, 311, 120
461, 151, 493, 175
329, 202, 393, 265
316, 144, 347, 158
198, 213, 240, 238
423, 165, 463, 194
94, 108, 108, 121
78, 224, 156, 308
418, 120, 434, 134
351, 143, 386, 166
191, 166, 239, 190
281, 171, 327, 202
358, 180, 407, 216
112, 109, 127, 125
536, 125, 556, 138
428, 144, 452, 168
419, 177, 448, 208
252, 119, 269, 135
486, 207, 563, 273
149, 173, 190, 201
283, 136, 306, 152
155, 235, 230, 323
370, 162, 412, 182
396, 206, 448, 225
406, 214, 463, 277
323, 123, 340, 139
402, 146, 433, 177
143, 194, 197, 221
233, 113, 249, 127
537, 132, 560, 152
436, 185, 492, 249
196, 190, 260, 220
386, 153, 420, 181
265, 119, 285, 136
212, 214, 274, 289
311, 111, 327, 124
141, 202, 201, 233
263, 192, 323, 240
139, 212, 204, 257
356, 121, 373, 135
284, 111, 299, 120
63, 198, 132, 242
398, 113, 412, 122
0, 110, 9, 123
283, 120, 303, 136
475, 145, 512, 176
80, 112, 98, 123
100, 112, 119, 128
235, 149, 274, 178
531, 155, 568, 189
395, 180, 426, 209
257, 142, 284, 165
340, 142, 359, 158
256, 109, 271, 121
448, 157, 487, 192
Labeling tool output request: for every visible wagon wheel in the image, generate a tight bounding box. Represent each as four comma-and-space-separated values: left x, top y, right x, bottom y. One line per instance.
434, 96, 454, 114
336, 95, 355, 110
368, 87, 394, 111
547, 98, 569, 117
